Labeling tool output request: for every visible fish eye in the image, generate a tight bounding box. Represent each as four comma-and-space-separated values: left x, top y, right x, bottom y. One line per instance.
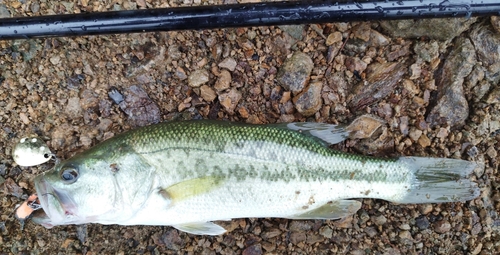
60, 167, 79, 184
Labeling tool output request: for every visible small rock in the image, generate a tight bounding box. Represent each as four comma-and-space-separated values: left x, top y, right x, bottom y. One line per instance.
408, 128, 423, 142
238, 107, 249, 119
214, 70, 231, 91
0, 4, 11, 18
414, 41, 440, 63
277, 51, 314, 95
200, 85, 216, 102
293, 81, 322, 117
188, 69, 210, 87
399, 224, 411, 230
353, 22, 371, 42
175, 67, 188, 80
306, 234, 323, 244
380, 18, 477, 40
326, 32, 342, 46
418, 204, 433, 215
168, 45, 182, 60
398, 230, 412, 240
97, 118, 113, 131
261, 228, 281, 239
289, 232, 306, 245
65, 97, 82, 118
218, 88, 242, 114
434, 220, 451, 234
417, 134, 431, 148
346, 114, 385, 139
486, 86, 500, 104
409, 62, 422, 80
372, 215, 387, 226
162, 230, 185, 251
399, 116, 409, 136
492, 16, 500, 34
319, 226, 333, 239
218, 57, 237, 71
289, 221, 312, 232
364, 226, 378, 238
243, 244, 262, 255
469, 23, 500, 79
278, 24, 305, 41
50, 56, 61, 65
115, 85, 161, 127
415, 216, 430, 230
369, 30, 390, 47
345, 57, 368, 73
426, 37, 475, 128
348, 61, 406, 112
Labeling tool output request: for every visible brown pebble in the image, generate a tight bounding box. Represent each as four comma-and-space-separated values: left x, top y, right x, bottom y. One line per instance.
200, 85, 216, 102
434, 220, 451, 234
418, 134, 431, 148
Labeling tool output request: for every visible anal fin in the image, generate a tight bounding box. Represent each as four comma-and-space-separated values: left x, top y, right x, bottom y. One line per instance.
173, 222, 227, 235
289, 200, 362, 220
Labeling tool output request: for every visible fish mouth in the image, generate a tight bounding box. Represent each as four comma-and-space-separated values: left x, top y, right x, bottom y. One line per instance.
32, 175, 80, 228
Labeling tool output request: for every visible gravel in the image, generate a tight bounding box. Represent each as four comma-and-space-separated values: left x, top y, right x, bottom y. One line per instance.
0, 1, 499, 254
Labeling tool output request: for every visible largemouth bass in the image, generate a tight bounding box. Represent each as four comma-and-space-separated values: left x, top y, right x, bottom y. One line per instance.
31, 120, 479, 235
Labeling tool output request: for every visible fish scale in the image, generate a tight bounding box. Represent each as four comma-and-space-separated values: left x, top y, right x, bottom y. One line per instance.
31, 120, 479, 235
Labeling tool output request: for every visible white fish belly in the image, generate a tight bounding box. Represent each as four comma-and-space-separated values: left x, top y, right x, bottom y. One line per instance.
126, 147, 412, 225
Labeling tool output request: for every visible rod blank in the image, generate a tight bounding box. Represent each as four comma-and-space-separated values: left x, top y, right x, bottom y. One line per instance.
1, 0, 499, 40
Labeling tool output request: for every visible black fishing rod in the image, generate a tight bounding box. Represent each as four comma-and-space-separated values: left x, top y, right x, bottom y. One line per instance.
0, 0, 499, 40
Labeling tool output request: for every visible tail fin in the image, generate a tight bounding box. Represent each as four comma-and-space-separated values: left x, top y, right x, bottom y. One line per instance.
397, 157, 480, 204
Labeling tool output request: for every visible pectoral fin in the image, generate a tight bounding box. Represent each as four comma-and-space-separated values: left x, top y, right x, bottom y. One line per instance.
173, 222, 227, 235
163, 176, 224, 203
289, 200, 362, 220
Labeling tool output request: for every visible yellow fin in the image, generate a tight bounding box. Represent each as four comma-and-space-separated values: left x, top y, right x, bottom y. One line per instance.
289, 200, 362, 220
163, 176, 223, 202
173, 222, 226, 235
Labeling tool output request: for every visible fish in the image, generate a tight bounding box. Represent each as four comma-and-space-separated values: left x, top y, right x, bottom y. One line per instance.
30, 120, 480, 235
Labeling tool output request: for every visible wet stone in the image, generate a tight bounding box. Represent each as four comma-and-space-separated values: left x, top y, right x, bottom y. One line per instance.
277, 51, 314, 95
293, 81, 322, 117
188, 69, 210, 87
426, 37, 475, 128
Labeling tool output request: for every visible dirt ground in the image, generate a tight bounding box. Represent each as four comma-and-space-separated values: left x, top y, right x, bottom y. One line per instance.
1, 1, 499, 254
